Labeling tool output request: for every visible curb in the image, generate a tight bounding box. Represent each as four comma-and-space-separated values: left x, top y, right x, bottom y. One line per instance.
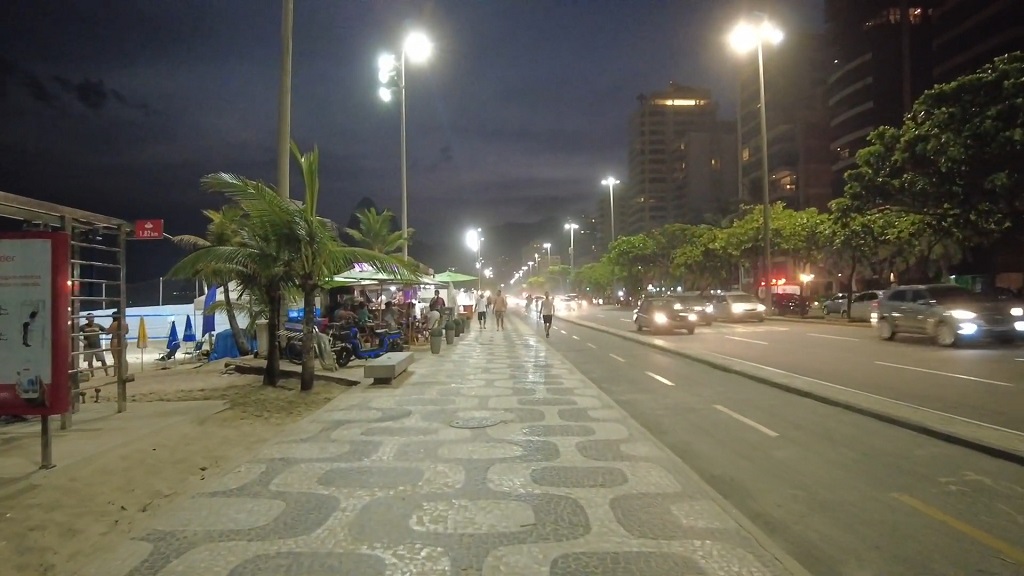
561, 316, 1024, 467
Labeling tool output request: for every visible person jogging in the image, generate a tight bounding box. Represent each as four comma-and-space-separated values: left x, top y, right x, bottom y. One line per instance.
539, 291, 555, 338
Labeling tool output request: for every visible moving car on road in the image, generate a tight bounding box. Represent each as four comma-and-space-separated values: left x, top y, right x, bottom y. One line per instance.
710, 291, 766, 322
874, 284, 1024, 346
634, 297, 699, 334
677, 292, 714, 325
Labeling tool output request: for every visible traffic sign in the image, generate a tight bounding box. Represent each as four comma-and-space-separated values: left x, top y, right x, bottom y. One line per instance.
134, 219, 164, 239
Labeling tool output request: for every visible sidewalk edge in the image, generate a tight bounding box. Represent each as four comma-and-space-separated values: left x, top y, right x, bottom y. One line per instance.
514, 315, 814, 576
560, 316, 1024, 467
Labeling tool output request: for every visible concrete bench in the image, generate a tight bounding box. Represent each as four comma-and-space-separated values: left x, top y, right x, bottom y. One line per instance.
364, 352, 415, 384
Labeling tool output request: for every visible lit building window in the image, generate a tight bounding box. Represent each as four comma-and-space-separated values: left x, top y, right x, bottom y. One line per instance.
742, 147, 751, 161
711, 158, 720, 169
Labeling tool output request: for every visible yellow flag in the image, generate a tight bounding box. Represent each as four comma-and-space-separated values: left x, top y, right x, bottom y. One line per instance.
137, 317, 149, 349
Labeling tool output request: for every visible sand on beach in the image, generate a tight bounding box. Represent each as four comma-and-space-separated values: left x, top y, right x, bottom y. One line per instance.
0, 359, 348, 576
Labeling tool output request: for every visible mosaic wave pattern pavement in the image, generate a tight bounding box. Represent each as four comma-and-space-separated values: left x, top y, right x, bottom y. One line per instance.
86, 316, 794, 576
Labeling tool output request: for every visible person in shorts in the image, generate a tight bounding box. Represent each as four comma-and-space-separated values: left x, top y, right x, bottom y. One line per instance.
474, 293, 487, 329
80, 313, 109, 377
493, 290, 508, 330
539, 291, 555, 338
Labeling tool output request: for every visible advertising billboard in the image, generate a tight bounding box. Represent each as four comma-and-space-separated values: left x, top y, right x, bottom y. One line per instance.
0, 232, 71, 416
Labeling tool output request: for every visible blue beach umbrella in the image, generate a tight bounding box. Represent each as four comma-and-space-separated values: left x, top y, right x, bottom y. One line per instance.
202, 284, 218, 336
182, 315, 196, 343
166, 320, 181, 354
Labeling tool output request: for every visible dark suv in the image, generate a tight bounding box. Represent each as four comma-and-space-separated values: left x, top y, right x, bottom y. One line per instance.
633, 297, 699, 334
874, 284, 1024, 346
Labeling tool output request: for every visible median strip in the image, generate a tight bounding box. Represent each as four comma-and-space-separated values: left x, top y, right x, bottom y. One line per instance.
645, 371, 675, 386
875, 362, 1013, 387
714, 405, 779, 437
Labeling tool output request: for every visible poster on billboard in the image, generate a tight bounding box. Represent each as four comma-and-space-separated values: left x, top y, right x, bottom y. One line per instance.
0, 232, 71, 416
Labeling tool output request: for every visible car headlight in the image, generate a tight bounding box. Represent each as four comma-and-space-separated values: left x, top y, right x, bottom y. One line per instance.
687, 313, 698, 321
673, 303, 684, 310
654, 312, 668, 324
756, 304, 766, 312
705, 305, 714, 313
949, 309, 976, 320
1011, 307, 1023, 317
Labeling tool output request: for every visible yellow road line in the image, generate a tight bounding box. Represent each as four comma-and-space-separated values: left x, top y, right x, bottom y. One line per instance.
892, 493, 1024, 564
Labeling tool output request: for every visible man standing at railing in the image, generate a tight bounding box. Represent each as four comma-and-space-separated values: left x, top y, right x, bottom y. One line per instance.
80, 313, 109, 377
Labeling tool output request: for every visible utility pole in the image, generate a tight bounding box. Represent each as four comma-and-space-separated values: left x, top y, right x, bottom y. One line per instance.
276, 0, 294, 200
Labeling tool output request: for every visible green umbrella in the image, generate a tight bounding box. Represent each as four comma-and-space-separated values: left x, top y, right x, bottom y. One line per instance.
433, 271, 478, 283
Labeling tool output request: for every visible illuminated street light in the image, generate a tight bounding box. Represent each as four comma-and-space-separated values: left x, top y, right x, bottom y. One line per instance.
377, 30, 434, 260
601, 177, 620, 243
564, 222, 580, 271
729, 16, 782, 314
466, 227, 483, 289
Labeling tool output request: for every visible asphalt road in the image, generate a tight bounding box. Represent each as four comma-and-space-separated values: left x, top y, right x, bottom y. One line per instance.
565, 305, 1024, 434
514, 313, 1024, 576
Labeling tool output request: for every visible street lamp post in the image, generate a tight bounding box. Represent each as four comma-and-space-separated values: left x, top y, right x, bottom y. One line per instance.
730, 18, 782, 314
564, 222, 579, 272
542, 242, 552, 266
601, 177, 619, 243
466, 228, 482, 290
378, 31, 433, 261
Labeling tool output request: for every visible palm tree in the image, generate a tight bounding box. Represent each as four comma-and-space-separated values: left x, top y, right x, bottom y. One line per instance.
171, 142, 413, 390
170, 206, 251, 356
344, 207, 411, 255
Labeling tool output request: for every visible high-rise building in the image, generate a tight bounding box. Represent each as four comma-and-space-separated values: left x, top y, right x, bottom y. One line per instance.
932, 0, 1024, 83
738, 32, 833, 210
825, 1, 942, 196
624, 84, 737, 235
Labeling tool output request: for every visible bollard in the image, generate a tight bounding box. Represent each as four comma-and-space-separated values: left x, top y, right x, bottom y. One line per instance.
430, 327, 443, 354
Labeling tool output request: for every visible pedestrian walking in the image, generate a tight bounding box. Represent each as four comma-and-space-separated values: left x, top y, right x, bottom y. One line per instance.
429, 289, 446, 312
493, 290, 508, 330
539, 291, 555, 338
475, 293, 488, 329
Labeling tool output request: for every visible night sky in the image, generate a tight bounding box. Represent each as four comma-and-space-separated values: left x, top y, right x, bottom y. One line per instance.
0, 0, 822, 280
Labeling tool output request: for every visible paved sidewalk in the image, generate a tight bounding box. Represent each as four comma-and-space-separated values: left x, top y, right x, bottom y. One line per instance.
84, 316, 800, 576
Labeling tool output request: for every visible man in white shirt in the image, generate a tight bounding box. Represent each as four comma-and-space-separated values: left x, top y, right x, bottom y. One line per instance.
474, 293, 488, 329
539, 291, 555, 338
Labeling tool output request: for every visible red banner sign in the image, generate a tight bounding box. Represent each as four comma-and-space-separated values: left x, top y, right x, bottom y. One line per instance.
134, 219, 164, 239
0, 232, 71, 416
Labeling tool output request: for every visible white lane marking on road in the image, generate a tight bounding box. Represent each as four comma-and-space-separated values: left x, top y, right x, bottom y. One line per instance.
704, 352, 1024, 437
586, 343, 597, 349
875, 362, 1013, 387
724, 335, 768, 345
714, 405, 779, 437
609, 353, 625, 362
572, 335, 580, 340
1016, 358, 1024, 361
619, 318, 631, 322
559, 329, 566, 334
808, 333, 860, 342
645, 371, 676, 386
596, 314, 606, 318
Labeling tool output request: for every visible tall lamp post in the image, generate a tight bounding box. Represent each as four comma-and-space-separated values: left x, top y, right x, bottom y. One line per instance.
601, 177, 619, 243
466, 228, 482, 290
378, 31, 433, 261
729, 17, 782, 313
542, 242, 552, 266
564, 222, 579, 272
